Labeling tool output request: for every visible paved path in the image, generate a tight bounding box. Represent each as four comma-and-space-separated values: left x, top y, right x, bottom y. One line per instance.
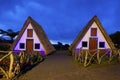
18, 51, 120, 80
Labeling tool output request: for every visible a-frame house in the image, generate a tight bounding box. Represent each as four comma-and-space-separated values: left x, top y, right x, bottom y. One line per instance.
12, 16, 55, 55
69, 16, 115, 54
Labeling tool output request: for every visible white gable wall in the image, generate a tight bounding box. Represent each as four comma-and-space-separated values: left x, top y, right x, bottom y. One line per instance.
76, 22, 110, 49
14, 23, 45, 51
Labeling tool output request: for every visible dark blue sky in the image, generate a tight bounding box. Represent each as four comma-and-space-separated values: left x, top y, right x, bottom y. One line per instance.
0, 0, 120, 44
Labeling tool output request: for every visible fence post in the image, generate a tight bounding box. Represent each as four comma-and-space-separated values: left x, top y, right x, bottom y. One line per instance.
118, 49, 120, 62
72, 50, 74, 56
84, 50, 88, 67
75, 52, 77, 61
97, 50, 101, 64
109, 49, 112, 63
81, 50, 84, 63
9, 51, 14, 79
78, 50, 81, 61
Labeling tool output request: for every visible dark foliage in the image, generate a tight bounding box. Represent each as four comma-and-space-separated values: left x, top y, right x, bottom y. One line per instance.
110, 31, 120, 49
0, 43, 11, 51
53, 42, 69, 50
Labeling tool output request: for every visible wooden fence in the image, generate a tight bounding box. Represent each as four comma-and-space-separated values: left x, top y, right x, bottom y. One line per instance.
0, 51, 43, 79
72, 49, 120, 67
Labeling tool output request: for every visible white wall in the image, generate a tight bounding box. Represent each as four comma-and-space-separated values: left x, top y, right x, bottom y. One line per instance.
14, 23, 45, 51
76, 22, 110, 49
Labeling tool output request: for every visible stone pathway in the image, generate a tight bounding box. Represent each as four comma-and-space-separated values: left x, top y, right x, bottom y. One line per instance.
18, 51, 120, 80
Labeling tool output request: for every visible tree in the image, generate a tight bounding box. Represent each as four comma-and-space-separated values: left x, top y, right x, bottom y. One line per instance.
63, 44, 69, 50
110, 31, 120, 49
57, 42, 63, 50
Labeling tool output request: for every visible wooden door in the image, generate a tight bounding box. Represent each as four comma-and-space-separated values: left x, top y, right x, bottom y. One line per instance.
89, 38, 98, 54
26, 39, 33, 53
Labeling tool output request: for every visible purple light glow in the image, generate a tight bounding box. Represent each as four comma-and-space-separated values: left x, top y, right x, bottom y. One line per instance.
12, 50, 21, 54
40, 51, 45, 56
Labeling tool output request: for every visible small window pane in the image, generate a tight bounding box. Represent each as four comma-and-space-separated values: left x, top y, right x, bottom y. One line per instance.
82, 41, 87, 47
27, 29, 33, 37
20, 43, 25, 49
91, 28, 97, 36
35, 43, 40, 49
99, 42, 105, 48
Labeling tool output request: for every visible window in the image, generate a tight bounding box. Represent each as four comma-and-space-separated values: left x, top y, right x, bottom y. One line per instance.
35, 43, 40, 49
91, 28, 97, 36
27, 29, 33, 37
20, 43, 25, 49
82, 41, 87, 47
99, 42, 105, 48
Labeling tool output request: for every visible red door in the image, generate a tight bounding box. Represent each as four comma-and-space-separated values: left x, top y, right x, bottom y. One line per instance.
89, 38, 98, 54
26, 39, 33, 53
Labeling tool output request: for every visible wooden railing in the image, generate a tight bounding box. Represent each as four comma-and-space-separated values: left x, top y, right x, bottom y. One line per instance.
0, 51, 21, 79
0, 51, 43, 79
72, 49, 120, 67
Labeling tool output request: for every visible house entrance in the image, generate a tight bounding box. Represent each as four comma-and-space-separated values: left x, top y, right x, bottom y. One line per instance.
89, 38, 98, 54
26, 39, 33, 53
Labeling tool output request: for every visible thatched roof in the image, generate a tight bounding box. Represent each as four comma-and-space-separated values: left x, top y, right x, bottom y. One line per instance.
12, 16, 55, 55
69, 15, 115, 51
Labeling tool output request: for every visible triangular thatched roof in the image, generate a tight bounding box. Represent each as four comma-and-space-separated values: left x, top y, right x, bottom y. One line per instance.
12, 16, 55, 55
69, 15, 115, 51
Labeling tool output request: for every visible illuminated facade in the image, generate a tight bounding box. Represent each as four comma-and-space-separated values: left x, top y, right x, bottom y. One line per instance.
13, 16, 55, 55
69, 16, 115, 54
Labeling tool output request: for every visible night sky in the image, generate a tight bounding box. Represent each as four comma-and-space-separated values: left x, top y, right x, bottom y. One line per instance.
0, 0, 120, 44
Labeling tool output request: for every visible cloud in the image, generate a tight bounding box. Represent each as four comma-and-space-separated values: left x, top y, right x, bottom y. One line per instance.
0, 0, 120, 43
0, 0, 54, 30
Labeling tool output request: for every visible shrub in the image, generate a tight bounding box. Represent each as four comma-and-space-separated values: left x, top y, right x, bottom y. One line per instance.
0, 43, 11, 51
30, 54, 43, 64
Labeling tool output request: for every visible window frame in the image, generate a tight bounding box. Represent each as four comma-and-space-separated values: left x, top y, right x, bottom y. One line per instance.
82, 41, 88, 47
99, 42, 105, 48
35, 43, 40, 49
27, 29, 33, 37
19, 43, 25, 49
91, 28, 97, 36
